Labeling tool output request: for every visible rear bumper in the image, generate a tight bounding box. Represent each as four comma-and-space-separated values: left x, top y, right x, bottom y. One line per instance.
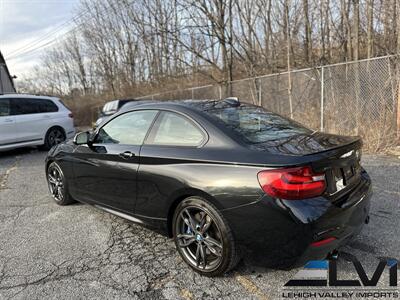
66, 128, 76, 140
222, 171, 372, 268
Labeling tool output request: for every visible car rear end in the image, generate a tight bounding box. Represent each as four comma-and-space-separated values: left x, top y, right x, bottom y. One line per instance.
304, 143, 371, 264
224, 140, 371, 268
268, 141, 371, 265
54, 98, 75, 140
200, 101, 372, 268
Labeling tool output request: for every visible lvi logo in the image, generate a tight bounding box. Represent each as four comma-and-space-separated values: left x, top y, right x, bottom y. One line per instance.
285, 259, 398, 287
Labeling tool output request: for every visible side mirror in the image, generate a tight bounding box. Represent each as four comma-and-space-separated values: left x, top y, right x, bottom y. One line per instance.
73, 131, 90, 145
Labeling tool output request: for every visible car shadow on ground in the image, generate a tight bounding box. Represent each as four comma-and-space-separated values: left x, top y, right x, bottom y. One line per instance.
60, 192, 386, 279
0, 146, 44, 158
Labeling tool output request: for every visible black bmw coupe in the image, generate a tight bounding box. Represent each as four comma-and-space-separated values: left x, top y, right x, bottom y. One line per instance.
45, 98, 372, 276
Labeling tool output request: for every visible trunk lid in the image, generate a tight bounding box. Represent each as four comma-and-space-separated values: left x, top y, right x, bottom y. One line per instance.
310, 138, 363, 202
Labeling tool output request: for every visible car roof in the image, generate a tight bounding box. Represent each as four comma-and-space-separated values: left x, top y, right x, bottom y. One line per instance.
119, 100, 203, 115
0, 93, 59, 101
119, 99, 249, 137
120, 98, 255, 115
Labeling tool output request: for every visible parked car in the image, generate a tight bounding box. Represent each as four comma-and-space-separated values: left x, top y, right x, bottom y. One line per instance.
0, 94, 75, 151
95, 98, 141, 127
45, 98, 372, 277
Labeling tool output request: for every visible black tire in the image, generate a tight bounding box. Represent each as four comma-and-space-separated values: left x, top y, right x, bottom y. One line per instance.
43, 127, 66, 150
46, 162, 75, 205
172, 196, 239, 277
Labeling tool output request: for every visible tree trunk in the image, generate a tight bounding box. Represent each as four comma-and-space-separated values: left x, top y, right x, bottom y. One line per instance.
353, 0, 359, 61
367, 0, 374, 58
284, 0, 293, 119
397, 0, 400, 54
303, 0, 312, 64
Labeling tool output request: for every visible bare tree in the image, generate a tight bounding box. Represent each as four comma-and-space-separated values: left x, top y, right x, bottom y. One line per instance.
367, 0, 374, 58
303, 0, 312, 64
353, 0, 360, 61
18, 0, 399, 98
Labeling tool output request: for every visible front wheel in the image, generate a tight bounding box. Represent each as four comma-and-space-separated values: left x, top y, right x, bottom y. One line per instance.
172, 197, 239, 277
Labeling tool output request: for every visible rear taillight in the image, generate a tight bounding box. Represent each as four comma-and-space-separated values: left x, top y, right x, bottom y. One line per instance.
68, 113, 73, 118
257, 166, 326, 200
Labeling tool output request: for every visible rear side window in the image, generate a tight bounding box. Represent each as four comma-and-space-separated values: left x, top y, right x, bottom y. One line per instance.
57, 99, 70, 110
205, 104, 311, 143
96, 110, 157, 145
11, 98, 58, 115
38, 99, 58, 112
148, 112, 204, 146
0, 99, 10, 116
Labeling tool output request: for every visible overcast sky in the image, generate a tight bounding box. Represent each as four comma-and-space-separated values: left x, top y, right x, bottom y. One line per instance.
0, 0, 79, 78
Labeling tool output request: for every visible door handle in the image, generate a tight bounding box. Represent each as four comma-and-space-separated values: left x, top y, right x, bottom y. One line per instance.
119, 151, 135, 159
4, 118, 13, 123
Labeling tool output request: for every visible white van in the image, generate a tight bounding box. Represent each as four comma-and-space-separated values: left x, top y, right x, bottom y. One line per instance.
0, 94, 75, 151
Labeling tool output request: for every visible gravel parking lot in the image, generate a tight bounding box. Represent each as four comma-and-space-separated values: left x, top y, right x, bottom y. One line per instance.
0, 148, 399, 300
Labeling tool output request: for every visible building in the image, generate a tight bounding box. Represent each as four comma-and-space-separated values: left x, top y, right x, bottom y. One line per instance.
0, 51, 16, 94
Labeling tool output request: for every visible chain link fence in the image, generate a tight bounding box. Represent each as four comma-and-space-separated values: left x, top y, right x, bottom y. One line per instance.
322, 56, 399, 151
133, 55, 399, 152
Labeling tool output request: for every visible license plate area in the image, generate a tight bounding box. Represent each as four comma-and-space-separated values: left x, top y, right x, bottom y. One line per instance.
333, 165, 357, 193
333, 168, 345, 193
343, 166, 354, 182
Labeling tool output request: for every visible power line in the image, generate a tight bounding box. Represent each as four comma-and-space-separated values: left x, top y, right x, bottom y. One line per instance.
8, 10, 89, 59
6, 0, 135, 62
6, 10, 90, 60
9, 39, 60, 61
5, 1, 107, 60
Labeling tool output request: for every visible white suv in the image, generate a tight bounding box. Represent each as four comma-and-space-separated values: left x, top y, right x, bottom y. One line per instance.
0, 94, 75, 151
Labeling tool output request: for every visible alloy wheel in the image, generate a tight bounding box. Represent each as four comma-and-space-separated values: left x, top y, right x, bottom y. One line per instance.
48, 129, 65, 147
47, 164, 64, 202
176, 206, 224, 271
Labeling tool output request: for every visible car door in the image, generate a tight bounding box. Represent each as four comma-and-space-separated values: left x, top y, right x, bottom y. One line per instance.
11, 98, 55, 143
136, 111, 207, 218
0, 98, 17, 146
70, 109, 158, 213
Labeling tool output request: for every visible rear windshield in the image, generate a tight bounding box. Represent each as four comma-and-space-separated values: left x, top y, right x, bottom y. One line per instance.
200, 103, 311, 143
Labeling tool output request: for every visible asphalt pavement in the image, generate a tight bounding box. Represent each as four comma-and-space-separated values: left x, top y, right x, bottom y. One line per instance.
0, 148, 399, 299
